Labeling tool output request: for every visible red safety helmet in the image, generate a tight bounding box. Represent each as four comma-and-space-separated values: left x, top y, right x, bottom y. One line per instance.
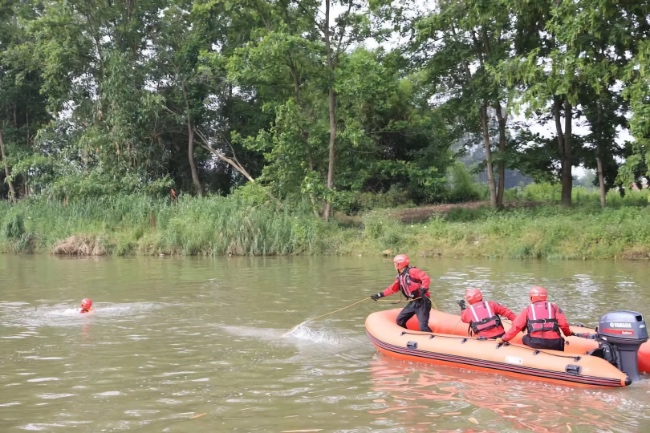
393, 254, 410, 270
465, 288, 483, 305
80, 298, 93, 310
529, 286, 548, 303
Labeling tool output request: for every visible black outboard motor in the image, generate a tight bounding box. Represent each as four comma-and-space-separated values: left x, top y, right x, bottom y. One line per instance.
594, 311, 648, 382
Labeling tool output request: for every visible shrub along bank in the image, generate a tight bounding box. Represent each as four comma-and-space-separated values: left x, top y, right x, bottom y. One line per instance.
1, 186, 649, 260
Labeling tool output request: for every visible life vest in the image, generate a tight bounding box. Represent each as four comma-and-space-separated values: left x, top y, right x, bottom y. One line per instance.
468, 301, 502, 335
397, 267, 425, 298
526, 302, 560, 335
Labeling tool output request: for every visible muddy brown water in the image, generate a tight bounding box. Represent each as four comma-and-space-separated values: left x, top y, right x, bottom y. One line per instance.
1, 255, 649, 432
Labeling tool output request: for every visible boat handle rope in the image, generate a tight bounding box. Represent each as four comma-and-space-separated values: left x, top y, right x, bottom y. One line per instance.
398, 330, 582, 361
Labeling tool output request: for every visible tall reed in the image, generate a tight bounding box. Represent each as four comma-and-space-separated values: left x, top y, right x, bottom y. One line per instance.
0, 194, 327, 255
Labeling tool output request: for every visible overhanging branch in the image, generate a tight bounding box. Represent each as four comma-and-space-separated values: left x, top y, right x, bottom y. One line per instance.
193, 128, 255, 183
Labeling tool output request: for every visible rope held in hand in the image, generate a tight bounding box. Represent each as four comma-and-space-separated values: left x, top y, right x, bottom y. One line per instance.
284, 293, 438, 336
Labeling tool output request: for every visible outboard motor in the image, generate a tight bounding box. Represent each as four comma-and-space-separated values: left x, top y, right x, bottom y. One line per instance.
594, 311, 648, 382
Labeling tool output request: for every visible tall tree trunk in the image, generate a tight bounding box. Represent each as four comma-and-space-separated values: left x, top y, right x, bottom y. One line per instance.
596, 101, 606, 208
553, 96, 572, 206
561, 100, 573, 206
0, 128, 17, 202
480, 105, 497, 208
181, 80, 202, 197
596, 157, 606, 208
26, 105, 30, 146
494, 102, 507, 208
322, 0, 336, 222
187, 122, 202, 197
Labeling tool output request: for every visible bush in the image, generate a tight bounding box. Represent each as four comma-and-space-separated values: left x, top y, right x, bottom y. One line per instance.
3, 213, 25, 240
334, 185, 413, 215
445, 163, 481, 203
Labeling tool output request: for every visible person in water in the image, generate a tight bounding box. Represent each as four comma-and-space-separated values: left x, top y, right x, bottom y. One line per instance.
370, 254, 432, 332
497, 286, 574, 351
79, 298, 94, 314
458, 288, 516, 339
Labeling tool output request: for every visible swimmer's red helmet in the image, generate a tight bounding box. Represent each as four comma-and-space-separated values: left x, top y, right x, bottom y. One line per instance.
80, 298, 93, 310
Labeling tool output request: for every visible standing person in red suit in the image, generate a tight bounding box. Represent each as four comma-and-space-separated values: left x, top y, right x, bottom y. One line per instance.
458, 288, 516, 339
370, 254, 432, 332
497, 286, 574, 351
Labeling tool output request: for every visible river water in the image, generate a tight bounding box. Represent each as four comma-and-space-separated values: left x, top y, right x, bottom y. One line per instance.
1, 255, 649, 433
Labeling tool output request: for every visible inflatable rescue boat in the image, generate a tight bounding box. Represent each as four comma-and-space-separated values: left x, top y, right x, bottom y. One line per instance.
365, 308, 648, 387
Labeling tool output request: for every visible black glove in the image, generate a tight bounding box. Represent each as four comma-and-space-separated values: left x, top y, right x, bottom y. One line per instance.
457, 300, 467, 311
371, 293, 383, 301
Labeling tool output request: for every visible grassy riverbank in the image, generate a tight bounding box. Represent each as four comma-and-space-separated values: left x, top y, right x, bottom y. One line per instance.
1, 185, 649, 259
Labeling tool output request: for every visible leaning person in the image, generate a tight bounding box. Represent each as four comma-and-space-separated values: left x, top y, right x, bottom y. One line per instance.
458, 288, 516, 339
497, 286, 573, 351
370, 254, 432, 332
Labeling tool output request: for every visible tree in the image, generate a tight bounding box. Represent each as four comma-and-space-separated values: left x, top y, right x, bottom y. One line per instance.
414, 0, 513, 208
618, 2, 650, 188
548, 0, 644, 207
0, 0, 51, 200
222, 0, 373, 219
24, 0, 174, 199
152, 0, 214, 197
500, 0, 581, 207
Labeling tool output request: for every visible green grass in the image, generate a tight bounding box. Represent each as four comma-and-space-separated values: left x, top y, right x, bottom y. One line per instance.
337, 185, 650, 260
1, 183, 649, 259
0, 193, 332, 256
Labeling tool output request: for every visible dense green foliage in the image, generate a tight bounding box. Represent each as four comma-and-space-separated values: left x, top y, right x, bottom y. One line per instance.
1, 0, 650, 256
1, 0, 649, 210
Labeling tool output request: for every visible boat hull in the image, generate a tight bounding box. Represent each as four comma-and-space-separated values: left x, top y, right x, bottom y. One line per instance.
366, 309, 631, 387
409, 308, 650, 373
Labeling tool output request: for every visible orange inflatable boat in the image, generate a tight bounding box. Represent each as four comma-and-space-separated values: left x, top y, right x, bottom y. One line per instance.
429, 308, 650, 373
366, 309, 640, 387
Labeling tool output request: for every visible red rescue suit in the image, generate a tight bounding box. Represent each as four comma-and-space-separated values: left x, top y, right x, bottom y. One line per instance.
381, 266, 431, 299
460, 300, 516, 339
502, 301, 571, 350
380, 266, 432, 332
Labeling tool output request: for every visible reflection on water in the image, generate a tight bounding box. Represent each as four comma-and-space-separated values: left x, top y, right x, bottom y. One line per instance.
369, 357, 650, 433
0, 255, 650, 432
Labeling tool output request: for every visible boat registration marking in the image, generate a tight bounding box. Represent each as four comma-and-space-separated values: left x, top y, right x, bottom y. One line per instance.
505, 356, 523, 365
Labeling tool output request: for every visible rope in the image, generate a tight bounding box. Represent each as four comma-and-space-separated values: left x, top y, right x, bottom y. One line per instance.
301, 297, 371, 325
398, 330, 582, 360
284, 294, 439, 336
283, 297, 371, 336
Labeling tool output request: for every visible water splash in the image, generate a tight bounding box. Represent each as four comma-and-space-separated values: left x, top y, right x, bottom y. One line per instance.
0, 302, 166, 328
285, 324, 342, 345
